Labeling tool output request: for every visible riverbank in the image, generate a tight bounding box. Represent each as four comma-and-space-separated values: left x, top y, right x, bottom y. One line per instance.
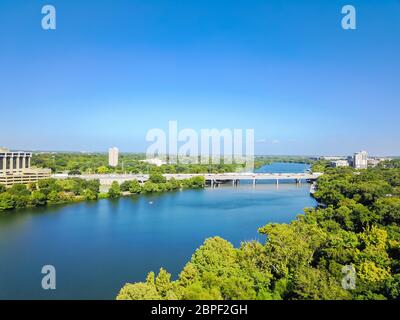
1, 162, 313, 213
117, 163, 400, 300
0, 181, 315, 299
0, 174, 205, 213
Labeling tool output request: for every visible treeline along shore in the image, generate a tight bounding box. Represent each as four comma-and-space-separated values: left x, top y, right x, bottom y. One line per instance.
0, 153, 316, 212
117, 159, 400, 300
0, 173, 205, 212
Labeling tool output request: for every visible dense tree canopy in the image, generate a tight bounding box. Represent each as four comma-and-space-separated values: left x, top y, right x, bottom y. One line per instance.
0, 174, 206, 212
31, 153, 317, 174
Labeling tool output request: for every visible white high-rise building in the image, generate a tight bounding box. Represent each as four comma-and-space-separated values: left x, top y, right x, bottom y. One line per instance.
108, 147, 119, 167
353, 151, 368, 169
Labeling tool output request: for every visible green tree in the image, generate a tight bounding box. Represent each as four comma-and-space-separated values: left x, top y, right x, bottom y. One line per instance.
259, 222, 326, 277
7, 184, 30, 196
96, 166, 110, 174
120, 181, 131, 192
108, 181, 121, 199
82, 189, 97, 200
12, 195, 30, 209
85, 179, 100, 194
68, 169, 82, 175
142, 181, 160, 193
116, 283, 161, 300
47, 190, 63, 204
0, 184, 6, 193
30, 191, 47, 206
0, 193, 16, 211
38, 178, 61, 196
384, 274, 400, 299
128, 180, 142, 194
289, 267, 351, 300
375, 197, 400, 225
155, 268, 174, 298
149, 173, 167, 184
182, 176, 205, 189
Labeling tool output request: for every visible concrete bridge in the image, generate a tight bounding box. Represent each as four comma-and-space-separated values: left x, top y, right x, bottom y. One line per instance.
53, 172, 323, 187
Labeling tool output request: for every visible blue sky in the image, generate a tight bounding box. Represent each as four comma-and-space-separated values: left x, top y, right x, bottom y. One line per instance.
0, 0, 399, 155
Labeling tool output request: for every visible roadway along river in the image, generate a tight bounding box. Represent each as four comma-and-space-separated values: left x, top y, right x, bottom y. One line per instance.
0, 163, 316, 299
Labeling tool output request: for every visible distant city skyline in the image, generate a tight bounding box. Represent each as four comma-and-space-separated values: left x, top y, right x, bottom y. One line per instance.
1, 0, 399, 155
2, 145, 397, 159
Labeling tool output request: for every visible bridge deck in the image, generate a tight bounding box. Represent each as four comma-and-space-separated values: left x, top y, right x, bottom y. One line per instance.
53, 172, 323, 185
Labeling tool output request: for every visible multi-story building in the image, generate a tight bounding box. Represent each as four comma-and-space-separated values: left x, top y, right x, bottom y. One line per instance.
108, 147, 119, 167
347, 156, 354, 167
330, 159, 350, 167
321, 156, 346, 161
353, 151, 368, 169
367, 158, 381, 167
0, 148, 51, 187
140, 158, 166, 167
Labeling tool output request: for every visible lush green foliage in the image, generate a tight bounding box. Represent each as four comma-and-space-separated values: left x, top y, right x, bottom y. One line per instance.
311, 160, 330, 173
32, 153, 317, 174
117, 163, 400, 300
32, 153, 146, 174
0, 178, 100, 211
117, 175, 205, 194
31, 153, 254, 174
0, 174, 205, 212
108, 181, 122, 199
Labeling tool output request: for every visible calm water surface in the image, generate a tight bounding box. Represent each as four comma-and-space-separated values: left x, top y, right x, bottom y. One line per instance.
0, 163, 315, 299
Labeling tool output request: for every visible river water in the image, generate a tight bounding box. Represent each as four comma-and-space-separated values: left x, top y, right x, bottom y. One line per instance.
0, 163, 315, 299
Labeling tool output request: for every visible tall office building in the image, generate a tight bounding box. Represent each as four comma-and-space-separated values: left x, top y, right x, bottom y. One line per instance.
353, 151, 368, 169
0, 147, 31, 173
0, 147, 51, 187
108, 147, 119, 167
